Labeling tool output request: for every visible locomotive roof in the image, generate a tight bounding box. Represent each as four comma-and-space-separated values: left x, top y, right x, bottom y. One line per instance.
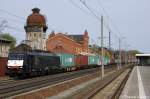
27, 51, 57, 56
136, 54, 150, 57
9, 51, 57, 56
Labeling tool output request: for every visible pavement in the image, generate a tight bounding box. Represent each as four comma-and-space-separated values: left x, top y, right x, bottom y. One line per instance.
0, 76, 9, 80
120, 66, 150, 99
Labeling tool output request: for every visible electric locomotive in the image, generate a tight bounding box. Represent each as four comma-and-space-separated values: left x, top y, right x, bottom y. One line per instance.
7, 51, 60, 77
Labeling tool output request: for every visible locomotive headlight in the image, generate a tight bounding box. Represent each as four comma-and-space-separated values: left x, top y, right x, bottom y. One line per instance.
7, 60, 24, 68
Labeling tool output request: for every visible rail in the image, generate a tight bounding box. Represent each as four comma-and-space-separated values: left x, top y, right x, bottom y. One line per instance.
84, 65, 133, 99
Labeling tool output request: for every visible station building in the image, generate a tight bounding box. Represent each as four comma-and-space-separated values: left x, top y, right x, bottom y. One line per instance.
136, 54, 150, 66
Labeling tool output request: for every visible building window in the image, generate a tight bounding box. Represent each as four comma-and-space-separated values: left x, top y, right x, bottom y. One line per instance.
34, 33, 36, 38
30, 34, 31, 37
76, 48, 78, 54
78, 48, 81, 53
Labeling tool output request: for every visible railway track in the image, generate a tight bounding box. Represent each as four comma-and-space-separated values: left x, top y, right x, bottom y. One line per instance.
111, 66, 134, 99
0, 66, 116, 98
62, 65, 133, 99
0, 78, 14, 84
84, 66, 133, 99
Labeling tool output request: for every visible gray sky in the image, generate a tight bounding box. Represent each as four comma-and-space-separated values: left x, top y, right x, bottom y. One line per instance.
0, 0, 150, 53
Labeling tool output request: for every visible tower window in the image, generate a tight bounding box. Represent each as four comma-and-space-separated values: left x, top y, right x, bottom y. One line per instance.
34, 34, 36, 38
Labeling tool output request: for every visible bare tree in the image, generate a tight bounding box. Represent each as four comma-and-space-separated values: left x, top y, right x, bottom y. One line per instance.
0, 20, 8, 33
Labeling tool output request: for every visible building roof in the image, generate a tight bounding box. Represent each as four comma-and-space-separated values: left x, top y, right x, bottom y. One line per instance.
26, 8, 46, 27
67, 35, 83, 42
0, 37, 12, 43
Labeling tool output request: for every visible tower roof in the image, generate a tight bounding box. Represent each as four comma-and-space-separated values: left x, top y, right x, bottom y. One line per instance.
26, 8, 46, 27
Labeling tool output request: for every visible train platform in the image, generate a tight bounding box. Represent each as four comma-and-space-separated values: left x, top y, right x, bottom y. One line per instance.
120, 66, 150, 99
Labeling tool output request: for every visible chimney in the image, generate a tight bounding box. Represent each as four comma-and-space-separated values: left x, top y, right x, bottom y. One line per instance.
49, 31, 55, 38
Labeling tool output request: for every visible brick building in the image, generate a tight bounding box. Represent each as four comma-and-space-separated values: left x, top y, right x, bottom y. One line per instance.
46, 30, 89, 55
0, 38, 12, 57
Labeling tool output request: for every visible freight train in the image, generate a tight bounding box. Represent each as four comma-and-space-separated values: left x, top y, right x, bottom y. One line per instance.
6, 50, 111, 78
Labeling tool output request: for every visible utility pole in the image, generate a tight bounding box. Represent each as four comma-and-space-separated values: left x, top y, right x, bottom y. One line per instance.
109, 31, 111, 50
125, 49, 127, 66
79, 0, 105, 79
119, 38, 122, 70
101, 16, 104, 79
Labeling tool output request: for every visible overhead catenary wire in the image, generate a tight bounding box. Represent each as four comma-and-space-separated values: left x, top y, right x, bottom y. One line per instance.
80, 0, 119, 40
80, 0, 100, 20
0, 17, 25, 23
6, 25, 25, 32
0, 9, 65, 34
96, 0, 122, 38
67, 0, 98, 19
0, 9, 25, 20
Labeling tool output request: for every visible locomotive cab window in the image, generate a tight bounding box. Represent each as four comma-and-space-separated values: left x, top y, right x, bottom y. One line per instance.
8, 54, 24, 60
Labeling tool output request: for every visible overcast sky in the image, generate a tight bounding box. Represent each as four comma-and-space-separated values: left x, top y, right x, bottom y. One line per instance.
0, 0, 150, 53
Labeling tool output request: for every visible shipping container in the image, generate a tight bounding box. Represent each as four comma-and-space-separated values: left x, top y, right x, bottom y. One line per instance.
75, 55, 88, 67
110, 58, 115, 64
88, 55, 100, 65
104, 57, 110, 65
56, 53, 75, 68
0, 57, 7, 76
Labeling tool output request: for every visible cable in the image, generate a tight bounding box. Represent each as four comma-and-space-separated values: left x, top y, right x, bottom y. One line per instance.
80, 0, 100, 19
0, 9, 25, 20
97, 0, 122, 38
5, 25, 24, 32
80, 0, 116, 38
0, 17, 24, 23
68, 0, 99, 19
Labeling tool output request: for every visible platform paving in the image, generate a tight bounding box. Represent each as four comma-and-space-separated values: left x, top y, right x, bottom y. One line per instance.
120, 66, 150, 99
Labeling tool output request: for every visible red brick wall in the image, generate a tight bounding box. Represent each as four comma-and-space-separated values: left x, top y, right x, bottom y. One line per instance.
0, 57, 7, 76
46, 34, 84, 54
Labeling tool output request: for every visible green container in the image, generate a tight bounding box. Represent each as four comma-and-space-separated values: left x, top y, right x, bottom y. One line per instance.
104, 57, 110, 65
88, 55, 100, 65
57, 53, 75, 68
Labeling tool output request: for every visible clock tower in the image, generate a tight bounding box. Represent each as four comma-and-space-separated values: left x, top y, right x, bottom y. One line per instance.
24, 8, 48, 50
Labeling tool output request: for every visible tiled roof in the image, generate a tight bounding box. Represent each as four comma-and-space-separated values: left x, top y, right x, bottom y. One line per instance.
67, 35, 83, 42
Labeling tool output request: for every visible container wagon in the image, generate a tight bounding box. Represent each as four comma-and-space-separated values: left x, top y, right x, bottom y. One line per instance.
56, 53, 75, 71
75, 54, 88, 69
88, 55, 100, 68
